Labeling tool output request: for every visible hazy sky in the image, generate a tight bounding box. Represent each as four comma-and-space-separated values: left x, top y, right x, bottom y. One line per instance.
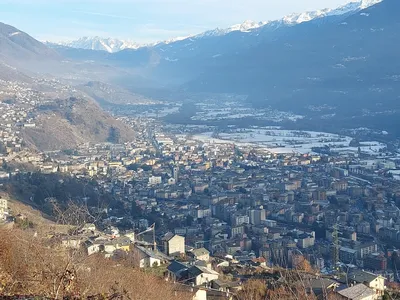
0, 0, 353, 42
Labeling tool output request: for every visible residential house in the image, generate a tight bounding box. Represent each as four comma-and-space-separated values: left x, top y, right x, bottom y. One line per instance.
190, 248, 210, 262
134, 245, 170, 268
80, 223, 96, 234
304, 278, 338, 298
188, 266, 219, 286
211, 279, 242, 294
335, 283, 376, 300
62, 238, 82, 249
167, 260, 189, 282
84, 240, 102, 255
167, 261, 219, 287
348, 270, 385, 297
163, 233, 185, 256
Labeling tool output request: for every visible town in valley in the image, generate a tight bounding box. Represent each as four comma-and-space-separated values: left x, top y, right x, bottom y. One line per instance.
0, 84, 399, 299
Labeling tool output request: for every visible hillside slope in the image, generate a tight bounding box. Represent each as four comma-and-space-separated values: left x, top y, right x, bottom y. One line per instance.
78, 81, 156, 107
22, 97, 135, 151
0, 22, 60, 80
0, 22, 58, 60
0, 227, 191, 299
185, 0, 400, 110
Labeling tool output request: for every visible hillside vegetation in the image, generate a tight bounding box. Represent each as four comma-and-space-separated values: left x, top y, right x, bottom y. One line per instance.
22, 97, 135, 151
0, 227, 191, 299
0, 195, 190, 299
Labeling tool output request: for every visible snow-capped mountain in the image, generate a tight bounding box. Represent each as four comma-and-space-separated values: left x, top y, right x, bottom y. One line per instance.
163, 36, 193, 45
51, 0, 382, 53
175, 0, 399, 113
282, 0, 382, 24
228, 20, 268, 33
55, 37, 142, 53
173, 0, 382, 39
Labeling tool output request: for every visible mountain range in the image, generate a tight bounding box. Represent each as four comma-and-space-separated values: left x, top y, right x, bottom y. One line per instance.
48, 0, 381, 53
48, 37, 142, 53
104, 0, 400, 137
1, 0, 400, 140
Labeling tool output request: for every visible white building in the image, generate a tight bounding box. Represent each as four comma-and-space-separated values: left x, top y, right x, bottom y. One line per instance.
0, 198, 8, 219
162, 233, 185, 256
248, 209, 266, 225
149, 176, 162, 185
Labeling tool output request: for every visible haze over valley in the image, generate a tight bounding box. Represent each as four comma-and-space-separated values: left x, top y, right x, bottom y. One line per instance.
1, 0, 398, 143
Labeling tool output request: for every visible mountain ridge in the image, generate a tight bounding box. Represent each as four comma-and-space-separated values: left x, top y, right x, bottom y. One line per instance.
48, 36, 142, 53
47, 0, 381, 53
0, 22, 59, 61
102, 0, 400, 137
180, 0, 400, 131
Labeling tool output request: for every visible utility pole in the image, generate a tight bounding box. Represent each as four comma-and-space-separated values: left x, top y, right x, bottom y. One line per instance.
332, 224, 339, 272
152, 223, 157, 252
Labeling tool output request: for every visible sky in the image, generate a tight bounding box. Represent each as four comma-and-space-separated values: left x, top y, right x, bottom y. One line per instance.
0, 0, 353, 43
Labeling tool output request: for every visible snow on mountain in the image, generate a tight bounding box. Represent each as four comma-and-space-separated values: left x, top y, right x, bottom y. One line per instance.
360, 0, 383, 8
8, 31, 22, 37
163, 36, 193, 44
282, 0, 382, 25
56, 37, 142, 53
189, 0, 382, 39
228, 20, 268, 33
52, 0, 382, 53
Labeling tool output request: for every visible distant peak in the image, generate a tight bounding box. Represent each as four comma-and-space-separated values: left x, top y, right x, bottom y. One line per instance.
193, 0, 382, 38
53, 36, 142, 53
281, 0, 379, 25
360, 0, 383, 9
228, 20, 267, 32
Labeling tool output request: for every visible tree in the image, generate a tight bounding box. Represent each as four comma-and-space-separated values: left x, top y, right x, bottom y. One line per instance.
294, 257, 313, 273
0, 228, 192, 300
0, 142, 7, 155
185, 215, 194, 227
391, 251, 400, 275
237, 280, 267, 300
127, 163, 140, 171
349, 139, 361, 147
62, 149, 74, 156
130, 201, 142, 218
140, 165, 152, 172
238, 187, 247, 194
108, 126, 121, 144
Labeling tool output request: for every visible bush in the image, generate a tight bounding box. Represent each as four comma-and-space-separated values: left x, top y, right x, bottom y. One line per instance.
0, 228, 191, 300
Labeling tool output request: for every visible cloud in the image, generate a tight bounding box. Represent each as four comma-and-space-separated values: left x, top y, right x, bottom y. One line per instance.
71, 10, 136, 20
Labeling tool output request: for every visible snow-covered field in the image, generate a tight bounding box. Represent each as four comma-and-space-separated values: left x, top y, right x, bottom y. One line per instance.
192, 99, 304, 122
191, 128, 386, 155
142, 105, 181, 118
389, 170, 400, 181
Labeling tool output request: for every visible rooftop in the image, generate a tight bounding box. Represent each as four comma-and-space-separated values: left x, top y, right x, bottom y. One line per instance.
337, 284, 375, 300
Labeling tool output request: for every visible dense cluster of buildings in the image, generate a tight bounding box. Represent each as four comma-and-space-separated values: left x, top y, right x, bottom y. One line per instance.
1, 94, 400, 299
2, 115, 394, 299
